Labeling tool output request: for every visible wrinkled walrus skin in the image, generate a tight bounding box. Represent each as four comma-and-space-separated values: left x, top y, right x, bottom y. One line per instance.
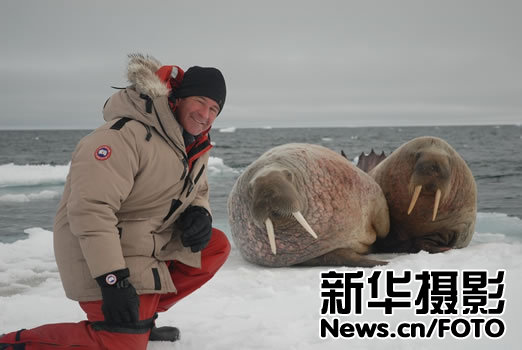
369, 136, 477, 253
227, 143, 390, 267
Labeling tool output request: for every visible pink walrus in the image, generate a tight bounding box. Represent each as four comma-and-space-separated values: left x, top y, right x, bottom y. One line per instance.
227, 143, 389, 267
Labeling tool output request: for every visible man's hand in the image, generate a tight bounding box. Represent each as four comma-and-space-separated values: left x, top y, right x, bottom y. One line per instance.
95, 268, 140, 324
178, 206, 212, 252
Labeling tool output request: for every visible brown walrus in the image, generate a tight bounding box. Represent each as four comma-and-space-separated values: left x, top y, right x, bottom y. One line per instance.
227, 143, 390, 267
358, 136, 477, 253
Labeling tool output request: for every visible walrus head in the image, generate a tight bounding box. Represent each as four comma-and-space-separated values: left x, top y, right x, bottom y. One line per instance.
248, 169, 318, 254
370, 136, 476, 254
407, 143, 452, 222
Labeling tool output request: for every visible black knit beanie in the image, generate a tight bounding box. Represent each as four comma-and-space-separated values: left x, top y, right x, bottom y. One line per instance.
172, 66, 226, 114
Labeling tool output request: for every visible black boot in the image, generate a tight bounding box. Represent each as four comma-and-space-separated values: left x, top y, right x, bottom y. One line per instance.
149, 326, 180, 342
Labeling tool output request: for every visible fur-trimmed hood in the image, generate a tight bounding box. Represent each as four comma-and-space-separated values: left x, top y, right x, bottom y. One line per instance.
102, 53, 186, 152
126, 53, 172, 99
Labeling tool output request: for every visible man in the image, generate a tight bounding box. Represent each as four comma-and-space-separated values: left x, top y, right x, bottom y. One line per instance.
0, 53, 231, 349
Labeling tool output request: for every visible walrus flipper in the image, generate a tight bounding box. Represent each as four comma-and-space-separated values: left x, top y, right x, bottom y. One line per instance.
298, 248, 388, 267
375, 228, 459, 254
356, 149, 387, 173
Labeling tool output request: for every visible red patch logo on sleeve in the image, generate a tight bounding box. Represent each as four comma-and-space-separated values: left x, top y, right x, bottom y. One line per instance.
94, 145, 112, 160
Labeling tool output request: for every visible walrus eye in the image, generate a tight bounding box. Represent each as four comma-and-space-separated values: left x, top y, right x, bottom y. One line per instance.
283, 169, 293, 182
415, 152, 422, 161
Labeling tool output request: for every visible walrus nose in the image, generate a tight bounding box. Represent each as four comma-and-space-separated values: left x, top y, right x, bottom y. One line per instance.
425, 183, 437, 192
415, 161, 441, 176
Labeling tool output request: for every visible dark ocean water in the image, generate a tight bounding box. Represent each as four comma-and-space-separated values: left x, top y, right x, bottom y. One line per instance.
0, 125, 521, 243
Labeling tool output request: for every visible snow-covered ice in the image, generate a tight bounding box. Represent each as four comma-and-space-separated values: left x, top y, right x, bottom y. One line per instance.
1, 213, 521, 349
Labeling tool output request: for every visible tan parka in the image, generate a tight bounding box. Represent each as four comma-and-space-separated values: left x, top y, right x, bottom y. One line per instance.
53, 55, 212, 301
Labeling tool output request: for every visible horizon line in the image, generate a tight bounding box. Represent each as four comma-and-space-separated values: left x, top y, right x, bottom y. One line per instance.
1, 121, 521, 131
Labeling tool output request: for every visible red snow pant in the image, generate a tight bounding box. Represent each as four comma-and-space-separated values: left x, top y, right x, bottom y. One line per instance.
0, 228, 230, 350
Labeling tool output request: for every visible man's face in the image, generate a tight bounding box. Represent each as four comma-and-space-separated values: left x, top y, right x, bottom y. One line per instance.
176, 96, 220, 135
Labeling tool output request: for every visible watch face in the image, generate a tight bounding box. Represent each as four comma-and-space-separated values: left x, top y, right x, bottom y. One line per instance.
105, 274, 117, 285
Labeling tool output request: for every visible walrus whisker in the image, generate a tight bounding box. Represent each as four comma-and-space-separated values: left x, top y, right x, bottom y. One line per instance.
292, 211, 318, 239
433, 189, 441, 221
408, 185, 422, 215
265, 218, 277, 254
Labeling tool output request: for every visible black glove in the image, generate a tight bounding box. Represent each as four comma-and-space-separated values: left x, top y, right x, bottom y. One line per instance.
95, 268, 140, 324
178, 206, 212, 252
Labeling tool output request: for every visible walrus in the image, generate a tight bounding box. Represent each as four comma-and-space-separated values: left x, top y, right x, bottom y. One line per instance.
227, 143, 390, 267
357, 136, 477, 253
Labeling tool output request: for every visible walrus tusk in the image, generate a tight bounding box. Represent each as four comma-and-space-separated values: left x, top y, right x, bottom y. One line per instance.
292, 211, 318, 239
408, 185, 422, 215
433, 189, 441, 221
265, 218, 277, 254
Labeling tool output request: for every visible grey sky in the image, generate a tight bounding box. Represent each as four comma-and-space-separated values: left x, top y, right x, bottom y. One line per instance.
1, 0, 521, 129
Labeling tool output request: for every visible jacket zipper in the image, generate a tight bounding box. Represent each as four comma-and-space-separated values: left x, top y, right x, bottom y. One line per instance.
152, 103, 188, 180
